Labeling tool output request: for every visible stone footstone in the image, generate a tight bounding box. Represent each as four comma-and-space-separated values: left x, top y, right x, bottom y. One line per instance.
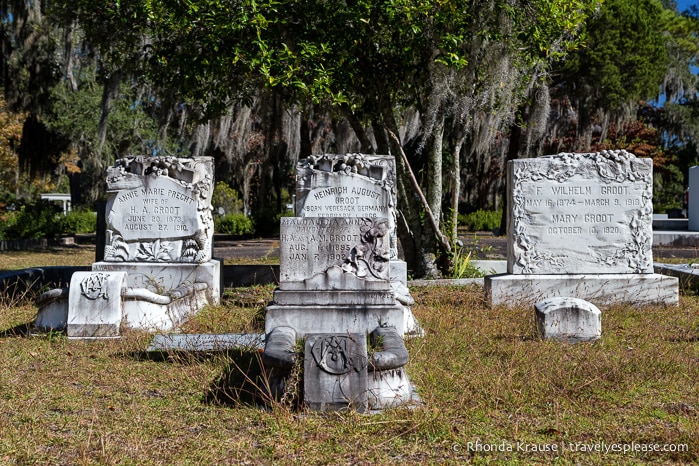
67, 271, 127, 338
535, 297, 601, 342
304, 333, 369, 412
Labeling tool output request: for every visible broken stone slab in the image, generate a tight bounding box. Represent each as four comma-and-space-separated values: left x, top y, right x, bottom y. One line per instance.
92, 261, 221, 303
535, 297, 601, 343
366, 326, 413, 410
147, 333, 265, 352
367, 368, 414, 411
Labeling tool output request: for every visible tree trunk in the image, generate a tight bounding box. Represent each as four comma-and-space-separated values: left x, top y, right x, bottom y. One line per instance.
499, 120, 522, 236
450, 132, 466, 244
340, 103, 374, 153
382, 106, 443, 279
426, 114, 445, 226
97, 70, 122, 157
62, 21, 78, 92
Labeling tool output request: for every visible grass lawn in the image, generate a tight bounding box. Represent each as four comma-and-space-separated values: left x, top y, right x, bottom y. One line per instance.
0, 253, 697, 464
0, 247, 96, 270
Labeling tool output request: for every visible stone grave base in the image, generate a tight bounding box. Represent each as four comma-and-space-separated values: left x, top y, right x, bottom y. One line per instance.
92, 260, 221, 299
35, 260, 221, 336
122, 283, 211, 331
273, 289, 396, 306
265, 303, 407, 338
368, 368, 413, 410
485, 273, 679, 307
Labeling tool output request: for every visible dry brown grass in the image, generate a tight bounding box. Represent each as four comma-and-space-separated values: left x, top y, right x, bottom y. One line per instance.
0, 245, 697, 464
0, 281, 696, 464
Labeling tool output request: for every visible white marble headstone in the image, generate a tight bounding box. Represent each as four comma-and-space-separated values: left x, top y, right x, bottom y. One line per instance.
507, 150, 653, 274
103, 156, 214, 263
688, 166, 699, 231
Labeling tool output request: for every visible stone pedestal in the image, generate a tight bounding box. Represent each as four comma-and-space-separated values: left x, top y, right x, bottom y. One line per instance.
265, 303, 407, 337
486, 273, 678, 307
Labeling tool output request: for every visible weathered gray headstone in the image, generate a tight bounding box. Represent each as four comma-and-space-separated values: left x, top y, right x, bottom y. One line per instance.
104, 156, 214, 263
37, 156, 223, 337
294, 153, 416, 308
296, 154, 398, 259
279, 216, 391, 289
264, 154, 416, 411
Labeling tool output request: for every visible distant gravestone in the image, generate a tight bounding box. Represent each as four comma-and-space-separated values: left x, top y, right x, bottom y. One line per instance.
688, 166, 699, 231
486, 150, 678, 307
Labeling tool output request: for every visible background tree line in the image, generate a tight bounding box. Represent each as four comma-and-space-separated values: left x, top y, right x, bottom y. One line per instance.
1, 0, 699, 277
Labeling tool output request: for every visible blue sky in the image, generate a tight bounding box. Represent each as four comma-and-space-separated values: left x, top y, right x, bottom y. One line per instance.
677, 1, 698, 12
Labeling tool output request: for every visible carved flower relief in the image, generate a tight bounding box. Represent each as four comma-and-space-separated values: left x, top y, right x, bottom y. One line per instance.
103, 234, 129, 262
136, 240, 173, 262
341, 218, 390, 279
299, 154, 397, 184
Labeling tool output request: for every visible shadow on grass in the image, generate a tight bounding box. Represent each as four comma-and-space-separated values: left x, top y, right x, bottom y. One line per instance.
0, 322, 33, 337
115, 346, 295, 408
205, 349, 269, 406
205, 349, 302, 410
